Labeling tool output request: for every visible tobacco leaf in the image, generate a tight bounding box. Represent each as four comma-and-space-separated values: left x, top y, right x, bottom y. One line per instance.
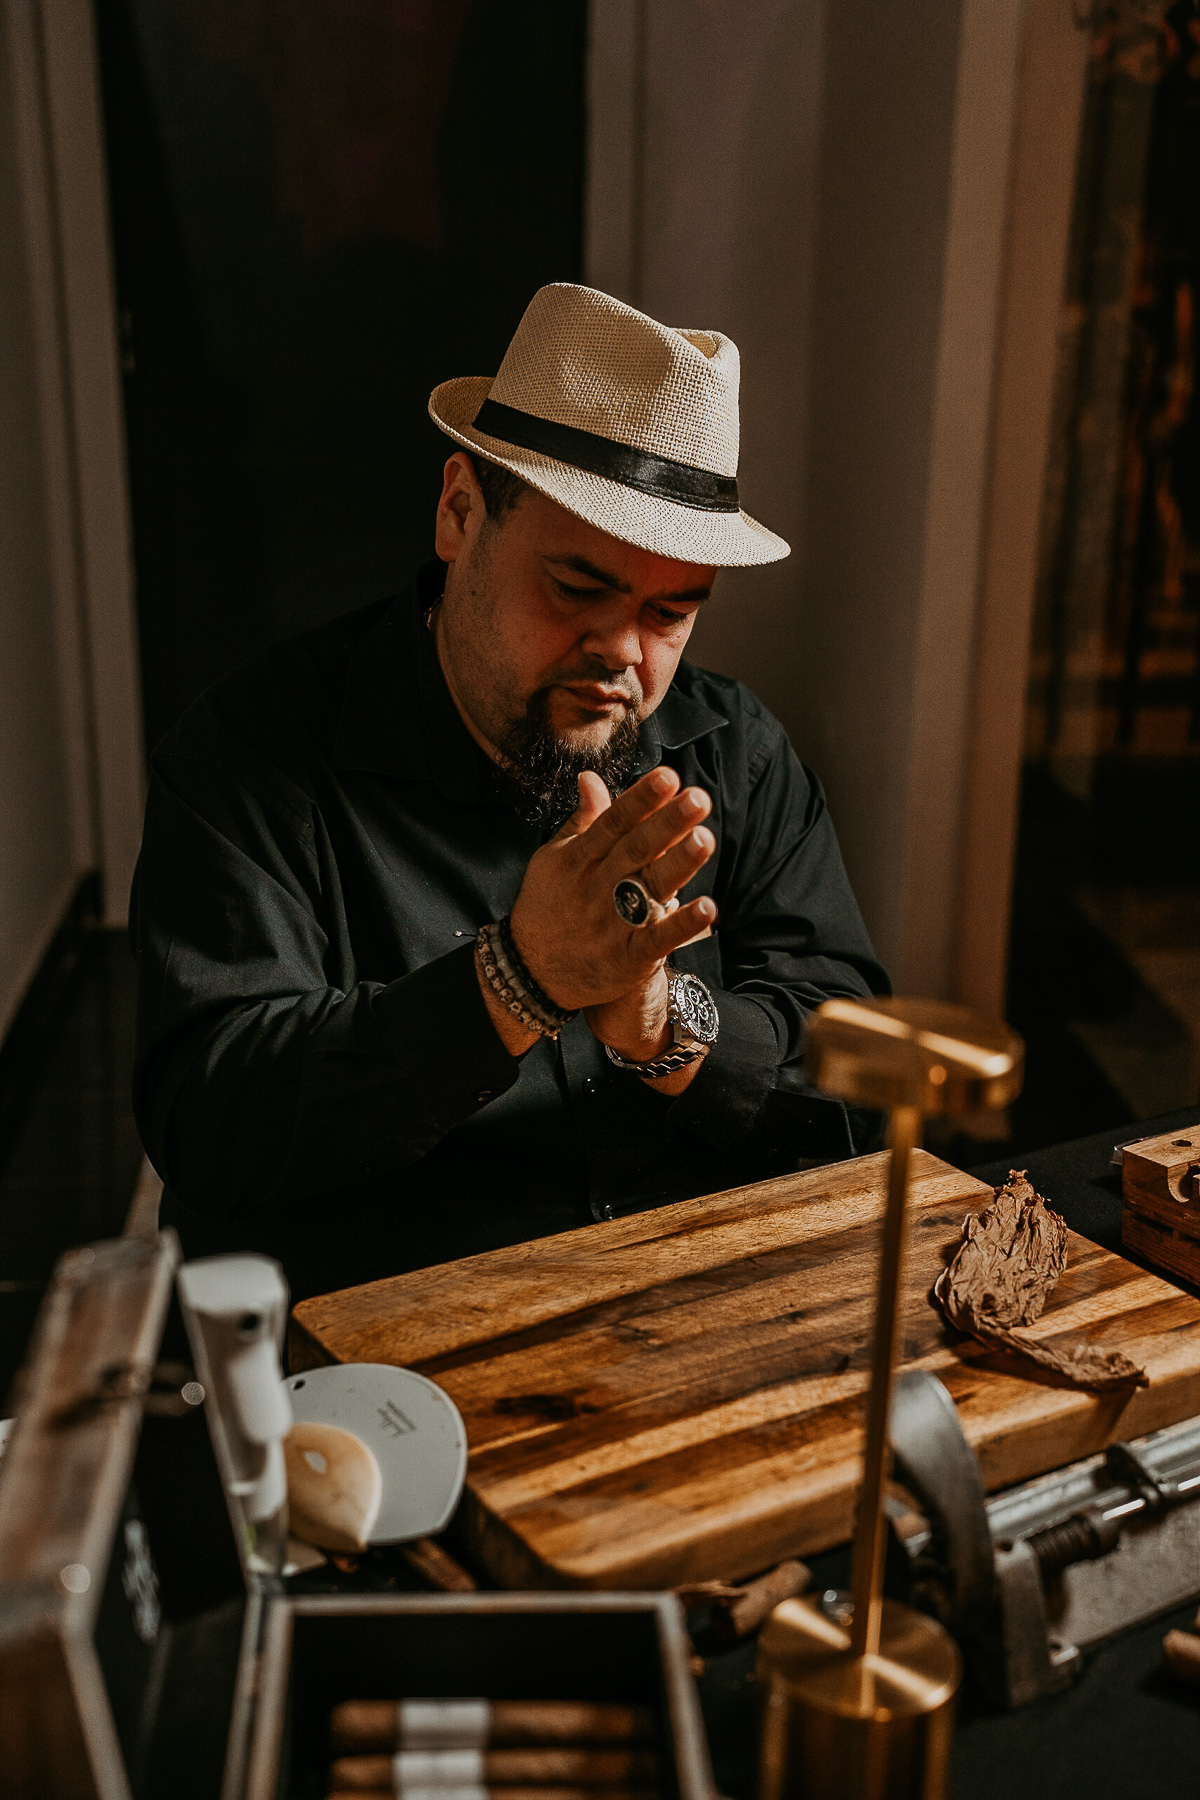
933, 1171, 1148, 1391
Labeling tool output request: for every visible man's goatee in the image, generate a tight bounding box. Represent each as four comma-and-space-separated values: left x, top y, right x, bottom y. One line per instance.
493, 699, 642, 830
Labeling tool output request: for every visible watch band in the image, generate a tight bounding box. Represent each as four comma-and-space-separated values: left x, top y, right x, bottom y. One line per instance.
603, 1040, 706, 1077
602, 970, 718, 1078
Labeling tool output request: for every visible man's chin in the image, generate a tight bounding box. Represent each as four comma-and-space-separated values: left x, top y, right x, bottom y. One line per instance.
543, 707, 629, 751
553, 721, 623, 754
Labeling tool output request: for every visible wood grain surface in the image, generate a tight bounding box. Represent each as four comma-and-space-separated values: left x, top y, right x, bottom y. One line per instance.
291, 1151, 1200, 1589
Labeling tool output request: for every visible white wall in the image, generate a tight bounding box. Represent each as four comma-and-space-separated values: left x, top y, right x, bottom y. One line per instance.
588, 0, 828, 751
0, 0, 88, 1033
955, 4, 1091, 1013
587, 0, 1060, 998
37, 0, 145, 920
797, 0, 1024, 991
0, 0, 144, 1035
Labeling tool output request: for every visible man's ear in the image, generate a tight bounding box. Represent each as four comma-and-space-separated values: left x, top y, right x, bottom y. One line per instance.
435, 452, 486, 563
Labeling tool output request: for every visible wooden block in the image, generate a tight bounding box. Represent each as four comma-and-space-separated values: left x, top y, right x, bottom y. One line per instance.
1123, 1211, 1200, 1288
292, 1151, 1200, 1590
1122, 1125, 1200, 1284
284, 1420, 382, 1551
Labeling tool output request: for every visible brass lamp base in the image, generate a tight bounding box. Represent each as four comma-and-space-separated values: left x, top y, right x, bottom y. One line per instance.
758, 1596, 961, 1800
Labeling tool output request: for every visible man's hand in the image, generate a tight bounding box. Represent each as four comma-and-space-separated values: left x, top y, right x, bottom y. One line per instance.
476, 765, 717, 1067
510, 766, 717, 1008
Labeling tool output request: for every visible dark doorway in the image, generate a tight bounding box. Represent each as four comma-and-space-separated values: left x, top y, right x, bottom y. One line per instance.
1008, 4, 1200, 1154
95, 0, 587, 752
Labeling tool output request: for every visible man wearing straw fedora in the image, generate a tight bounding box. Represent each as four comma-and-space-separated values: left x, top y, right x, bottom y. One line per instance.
132, 285, 887, 1300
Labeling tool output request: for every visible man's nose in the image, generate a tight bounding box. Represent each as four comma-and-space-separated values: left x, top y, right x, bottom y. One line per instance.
580, 603, 643, 671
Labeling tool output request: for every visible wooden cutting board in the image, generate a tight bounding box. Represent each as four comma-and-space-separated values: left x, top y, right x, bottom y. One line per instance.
290, 1150, 1200, 1589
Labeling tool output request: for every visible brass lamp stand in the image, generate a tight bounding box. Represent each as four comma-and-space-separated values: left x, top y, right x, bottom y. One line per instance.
758, 998, 1024, 1800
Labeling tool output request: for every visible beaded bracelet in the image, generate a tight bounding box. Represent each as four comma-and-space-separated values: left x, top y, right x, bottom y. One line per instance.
476, 918, 577, 1040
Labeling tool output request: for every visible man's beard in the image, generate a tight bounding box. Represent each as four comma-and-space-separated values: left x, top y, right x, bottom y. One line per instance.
493, 692, 643, 830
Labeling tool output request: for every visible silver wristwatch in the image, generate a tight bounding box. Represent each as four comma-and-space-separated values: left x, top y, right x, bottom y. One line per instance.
603, 971, 719, 1078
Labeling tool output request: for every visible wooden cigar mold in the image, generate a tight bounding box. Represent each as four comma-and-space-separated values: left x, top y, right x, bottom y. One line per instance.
1121, 1126, 1200, 1286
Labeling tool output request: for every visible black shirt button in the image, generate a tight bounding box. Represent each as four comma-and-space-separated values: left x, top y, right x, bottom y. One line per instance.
582, 1078, 598, 1098
475, 1089, 493, 1103
600, 1203, 614, 1220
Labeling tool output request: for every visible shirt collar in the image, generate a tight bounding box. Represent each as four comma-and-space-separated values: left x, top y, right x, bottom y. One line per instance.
331, 560, 726, 800
635, 683, 727, 773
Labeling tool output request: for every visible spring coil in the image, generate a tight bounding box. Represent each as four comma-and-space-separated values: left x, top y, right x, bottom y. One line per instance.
1027, 1507, 1120, 1580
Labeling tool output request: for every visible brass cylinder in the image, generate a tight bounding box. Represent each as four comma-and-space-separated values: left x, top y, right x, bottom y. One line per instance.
758, 1597, 961, 1800
755, 997, 1020, 1799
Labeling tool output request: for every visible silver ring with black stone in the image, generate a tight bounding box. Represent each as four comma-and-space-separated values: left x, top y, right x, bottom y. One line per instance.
612, 876, 660, 927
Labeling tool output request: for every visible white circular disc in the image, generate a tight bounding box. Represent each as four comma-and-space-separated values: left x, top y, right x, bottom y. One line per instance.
284, 1363, 468, 1543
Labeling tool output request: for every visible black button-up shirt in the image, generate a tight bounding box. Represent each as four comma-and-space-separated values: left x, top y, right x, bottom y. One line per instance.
131, 562, 888, 1300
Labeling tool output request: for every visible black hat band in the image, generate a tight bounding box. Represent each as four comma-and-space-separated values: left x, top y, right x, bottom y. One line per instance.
471, 397, 740, 514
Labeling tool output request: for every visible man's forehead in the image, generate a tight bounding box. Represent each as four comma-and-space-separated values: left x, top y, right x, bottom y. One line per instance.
509, 482, 715, 594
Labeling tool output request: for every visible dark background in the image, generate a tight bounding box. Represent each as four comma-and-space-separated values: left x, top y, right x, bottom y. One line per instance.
994, 9, 1200, 1161
0, 0, 589, 1425
96, 0, 587, 752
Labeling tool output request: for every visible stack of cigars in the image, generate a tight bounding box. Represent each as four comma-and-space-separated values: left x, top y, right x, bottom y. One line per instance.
327, 1698, 660, 1800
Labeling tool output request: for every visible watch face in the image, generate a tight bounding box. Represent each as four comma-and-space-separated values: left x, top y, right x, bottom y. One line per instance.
671, 972, 719, 1044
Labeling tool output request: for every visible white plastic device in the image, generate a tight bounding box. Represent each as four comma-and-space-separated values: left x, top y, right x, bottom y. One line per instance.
284, 1362, 468, 1543
177, 1254, 293, 1575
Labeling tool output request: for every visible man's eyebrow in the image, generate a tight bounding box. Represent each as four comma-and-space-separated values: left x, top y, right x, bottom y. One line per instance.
544, 556, 710, 605
646, 585, 711, 605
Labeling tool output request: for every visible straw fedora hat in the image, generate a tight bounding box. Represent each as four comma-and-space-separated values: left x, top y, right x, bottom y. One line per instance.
429, 284, 789, 567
